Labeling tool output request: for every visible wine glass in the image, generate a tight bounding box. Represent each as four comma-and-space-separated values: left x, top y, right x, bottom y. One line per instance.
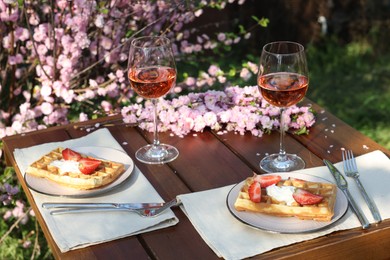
128, 36, 179, 164
257, 41, 309, 172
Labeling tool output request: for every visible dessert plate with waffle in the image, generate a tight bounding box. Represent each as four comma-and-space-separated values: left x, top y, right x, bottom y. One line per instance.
227, 172, 348, 233
24, 146, 134, 198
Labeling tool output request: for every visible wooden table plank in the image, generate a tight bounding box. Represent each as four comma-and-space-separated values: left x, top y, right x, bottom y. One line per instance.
296, 100, 390, 161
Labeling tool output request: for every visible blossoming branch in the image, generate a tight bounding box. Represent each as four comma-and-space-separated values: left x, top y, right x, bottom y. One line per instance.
122, 86, 316, 137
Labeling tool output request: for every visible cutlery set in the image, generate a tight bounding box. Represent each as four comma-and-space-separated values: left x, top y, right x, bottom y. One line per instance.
324, 150, 382, 229
43, 198, 179, 217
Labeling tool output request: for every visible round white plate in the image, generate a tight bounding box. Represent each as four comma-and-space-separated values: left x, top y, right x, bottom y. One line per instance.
25, 146, 134, 198
226, 172, 348, 234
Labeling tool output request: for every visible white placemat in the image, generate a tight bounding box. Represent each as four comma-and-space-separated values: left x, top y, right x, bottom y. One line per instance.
13, 128, 179, 252
178, 150, 390, 259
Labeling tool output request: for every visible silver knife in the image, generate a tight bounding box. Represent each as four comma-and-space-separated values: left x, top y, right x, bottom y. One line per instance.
42, 202, 165, 210
323, 159, 370, 229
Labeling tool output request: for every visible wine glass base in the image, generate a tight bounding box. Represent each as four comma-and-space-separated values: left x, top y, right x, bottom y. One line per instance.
260, 153, 305, 173
135, 144, 179, 164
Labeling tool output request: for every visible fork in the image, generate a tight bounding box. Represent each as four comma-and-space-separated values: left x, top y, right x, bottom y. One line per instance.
342, 150, 382, 224
49, 198, 178, 217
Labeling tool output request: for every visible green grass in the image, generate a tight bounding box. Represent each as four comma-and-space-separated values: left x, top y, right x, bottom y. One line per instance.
306, 38, 390, 150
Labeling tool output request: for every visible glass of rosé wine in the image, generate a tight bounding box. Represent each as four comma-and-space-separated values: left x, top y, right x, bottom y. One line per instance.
257, 41, 309, 172
128, 36, 179, 164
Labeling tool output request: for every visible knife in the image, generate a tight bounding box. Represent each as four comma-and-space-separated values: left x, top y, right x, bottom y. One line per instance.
42, 202, 165, 210
323, 159, 370, 229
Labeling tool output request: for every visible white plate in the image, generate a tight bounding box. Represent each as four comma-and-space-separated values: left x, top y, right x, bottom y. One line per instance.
226, 172, 348, 234
25, 146, 134, 198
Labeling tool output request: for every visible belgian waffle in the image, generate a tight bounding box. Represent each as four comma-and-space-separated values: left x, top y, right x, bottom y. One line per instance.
26, 147, 125, 190
234, 176, 337, 221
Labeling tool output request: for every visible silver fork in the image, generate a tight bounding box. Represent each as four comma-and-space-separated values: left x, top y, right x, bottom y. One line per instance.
342, 150, 382, 223
49, 198, 178, 217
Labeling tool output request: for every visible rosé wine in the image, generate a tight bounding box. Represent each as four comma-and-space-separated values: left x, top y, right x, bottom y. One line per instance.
258, 72, 308, 107
128, 66, 176, 99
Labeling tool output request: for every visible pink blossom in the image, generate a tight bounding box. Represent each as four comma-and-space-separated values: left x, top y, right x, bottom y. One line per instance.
37, 44, 48, 56
194, 9, 203, 17
185, 77, 196, 86
28, 12, 40, 25
57, 55, 72, 69
57, 0, 68, 10
217, 33, 226, 42
2, 34, 10, 48
193, 115, 206, 132
33, 24, 49, 42
0, 6, 19, 22
94, 14, 104, 28
247, 61, 259, 74
8, 54, 23, 65
3, 210, 12, 220
41, 102, 53, 115
208, 65, 220, 76
23, 241, 32, 249
101, 101, 112, 112
79, 112, 88, 122
218, 110, 231, 123
100, 36, 113, 50
239, 68, 252, 81
75, 32, 90, 49
217, 76, 226, 84
224, 38, 233, 45
40, 84, 52, 97
203, 111, 217, 126
14, 27, 29, 41
60, 89, 75, 104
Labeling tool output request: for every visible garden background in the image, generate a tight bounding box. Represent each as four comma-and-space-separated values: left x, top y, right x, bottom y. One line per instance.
0, 0, 389, 259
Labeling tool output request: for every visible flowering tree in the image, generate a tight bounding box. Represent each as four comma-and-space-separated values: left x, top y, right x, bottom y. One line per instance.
0, 0, 315, 258
0, 0, 267, 138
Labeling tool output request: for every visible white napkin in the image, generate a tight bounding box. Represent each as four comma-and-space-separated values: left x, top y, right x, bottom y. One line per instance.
178, 150, 390, 260
13, 128, 179, 252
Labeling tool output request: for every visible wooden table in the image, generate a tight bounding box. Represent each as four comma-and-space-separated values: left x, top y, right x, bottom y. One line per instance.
3, 99, 390, 259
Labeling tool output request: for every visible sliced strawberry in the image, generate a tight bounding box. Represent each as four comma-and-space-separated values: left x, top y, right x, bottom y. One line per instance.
292, 188, 323, 205
62, 148, 82, 161
78, 158, 101, 175
248, 182, 261, 203
253, 174, 282, 188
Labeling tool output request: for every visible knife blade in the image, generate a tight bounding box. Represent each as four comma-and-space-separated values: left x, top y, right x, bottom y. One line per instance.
42, 202, 165, 210
323, 159, 370, 229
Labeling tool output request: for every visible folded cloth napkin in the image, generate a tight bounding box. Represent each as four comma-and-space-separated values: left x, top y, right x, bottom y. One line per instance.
13, 128, 178, 252
178, 150, 390, 260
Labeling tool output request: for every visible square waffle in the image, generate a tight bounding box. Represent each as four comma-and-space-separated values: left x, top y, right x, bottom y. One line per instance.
26, 147, 125, 190
234, 176, 337, 221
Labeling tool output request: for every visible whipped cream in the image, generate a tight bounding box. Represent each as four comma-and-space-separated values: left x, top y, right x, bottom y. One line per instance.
49, 160, 81, 175
266, 184, 296, 206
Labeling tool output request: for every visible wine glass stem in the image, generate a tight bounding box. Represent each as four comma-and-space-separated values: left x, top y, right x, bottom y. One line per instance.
278, 108, 287, 161
152, 98, 160, 148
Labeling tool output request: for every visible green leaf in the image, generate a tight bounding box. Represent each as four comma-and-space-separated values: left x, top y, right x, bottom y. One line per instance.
228, 68, 236, 77
251, 15, 260, 22
258, 18, 270, 27
294, 126, 309, 135
252, 16, 269, 27
238, 25, 246, 34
